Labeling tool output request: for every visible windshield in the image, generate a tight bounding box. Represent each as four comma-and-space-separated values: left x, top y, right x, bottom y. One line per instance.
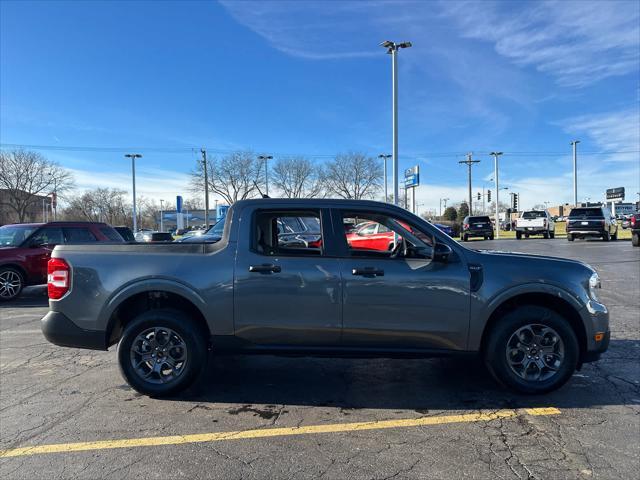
0, 225, 38, 247
522, 211, 545, 219
207, 220, 225, 236
570, 208, 603, 218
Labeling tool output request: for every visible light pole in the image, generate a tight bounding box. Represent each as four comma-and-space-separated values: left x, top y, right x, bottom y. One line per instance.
125, 153, 143, 232
258, 155, 273, 196
159, 199, 164, 232
440, 197, 449, 217
570, 140, 580, 207
380, 40, 411, 205
490, 152, 503, 238
378, 154, 391, 202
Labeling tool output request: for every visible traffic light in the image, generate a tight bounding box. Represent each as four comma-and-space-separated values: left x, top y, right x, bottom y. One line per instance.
487, 190, 491, 202
512, 193, 519, 211
477, 192, 481, 201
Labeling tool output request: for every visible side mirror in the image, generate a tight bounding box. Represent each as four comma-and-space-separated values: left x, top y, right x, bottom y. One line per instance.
432, 242, 452, 263
30, 242, 49, 249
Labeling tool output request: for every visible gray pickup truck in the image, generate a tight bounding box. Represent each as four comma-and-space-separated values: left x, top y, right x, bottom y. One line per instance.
42, 199, 610, 397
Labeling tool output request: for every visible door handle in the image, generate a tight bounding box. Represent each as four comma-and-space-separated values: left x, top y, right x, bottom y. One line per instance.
352, 267, 384, 277
249, 264, 282, 273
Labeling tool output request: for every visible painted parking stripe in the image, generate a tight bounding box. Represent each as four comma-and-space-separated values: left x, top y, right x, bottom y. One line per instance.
0, 407, 560, 458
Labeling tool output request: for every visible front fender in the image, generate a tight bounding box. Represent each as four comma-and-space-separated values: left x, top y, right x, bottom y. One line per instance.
468, 282, 585, 351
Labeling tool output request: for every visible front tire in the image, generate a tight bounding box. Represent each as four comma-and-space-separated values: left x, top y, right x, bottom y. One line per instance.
602, 232, 610, 242
516, 231, 522, 240
567, 234, 574, 242
0, 267, 24, 302
118, 309, 207, 397
484, 305, 579, 394
633, 232, 639, 247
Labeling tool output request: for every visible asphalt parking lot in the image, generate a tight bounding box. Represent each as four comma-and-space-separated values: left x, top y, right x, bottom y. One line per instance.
1, 239, 638, 479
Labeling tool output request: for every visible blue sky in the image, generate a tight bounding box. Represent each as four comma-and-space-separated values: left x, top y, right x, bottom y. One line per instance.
1, 0, 639, 212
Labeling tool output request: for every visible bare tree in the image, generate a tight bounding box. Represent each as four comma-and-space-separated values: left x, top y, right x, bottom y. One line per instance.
183, 197, 204, 211
323, 152, 382, 200
271, 156, 323, 198
0, 149, 74, 222
190, 151, 264, 205
63, 188, 131, 226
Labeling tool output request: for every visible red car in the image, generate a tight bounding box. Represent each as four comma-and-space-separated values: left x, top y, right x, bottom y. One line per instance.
346, 221, 398, 251
0, 221, 123, 301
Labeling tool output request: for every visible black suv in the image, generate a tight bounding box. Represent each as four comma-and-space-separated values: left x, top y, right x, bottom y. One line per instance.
461, 215, 494, 241
567, 206, 618, 241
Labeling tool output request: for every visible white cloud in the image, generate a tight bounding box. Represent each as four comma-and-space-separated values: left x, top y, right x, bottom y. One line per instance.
559, 108, 640, 162
440, 0, 640, 87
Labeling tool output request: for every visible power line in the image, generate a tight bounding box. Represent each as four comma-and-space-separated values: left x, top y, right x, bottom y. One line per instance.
1, 142, 638, 159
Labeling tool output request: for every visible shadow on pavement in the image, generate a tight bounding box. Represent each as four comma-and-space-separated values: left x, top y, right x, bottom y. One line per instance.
3, 286, 48, 308
174, 338, 639, 412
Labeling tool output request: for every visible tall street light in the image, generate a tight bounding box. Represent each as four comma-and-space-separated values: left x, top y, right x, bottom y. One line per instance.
440, 197, 449, 217
490, 152, 503, 239
125, 153, 143, 232
159, 199, 165, 232
378, 154, 391, 201
570, 140, 580, 207
258, 155, 273, 196
380, 40, 412, 205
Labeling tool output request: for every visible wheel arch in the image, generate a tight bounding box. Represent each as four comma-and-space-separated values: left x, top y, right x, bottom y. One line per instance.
0, 263, 28, 282
105, 286, 210, 348
478, 291, 587, 362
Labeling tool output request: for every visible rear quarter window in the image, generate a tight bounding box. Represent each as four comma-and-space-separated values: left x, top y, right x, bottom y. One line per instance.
99, 227, 125, 242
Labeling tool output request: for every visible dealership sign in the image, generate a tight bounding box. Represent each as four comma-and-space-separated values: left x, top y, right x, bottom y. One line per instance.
606, 187, 625, 201
404, 165, 420, 188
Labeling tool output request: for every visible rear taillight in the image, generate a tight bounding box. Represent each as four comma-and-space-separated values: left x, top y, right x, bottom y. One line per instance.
543, 219, 547, 227
464, 223, 469, 229
48, 258, 70, 299
632, 216, 636, 227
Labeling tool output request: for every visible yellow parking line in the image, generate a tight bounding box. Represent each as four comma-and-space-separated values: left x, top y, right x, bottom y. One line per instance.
0, 407, 560, 458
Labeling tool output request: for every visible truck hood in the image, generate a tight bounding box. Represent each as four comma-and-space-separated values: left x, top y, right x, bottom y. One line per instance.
470, 248, 596, 277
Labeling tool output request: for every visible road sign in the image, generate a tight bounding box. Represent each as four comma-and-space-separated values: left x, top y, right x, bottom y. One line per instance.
404, 165, 420, 188
606, 187, 624, 201
176, 195, 183, 213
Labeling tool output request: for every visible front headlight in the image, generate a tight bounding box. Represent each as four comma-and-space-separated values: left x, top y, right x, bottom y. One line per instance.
589, 272, 601, 301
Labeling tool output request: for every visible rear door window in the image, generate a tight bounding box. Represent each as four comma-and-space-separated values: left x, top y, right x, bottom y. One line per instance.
63, 227, 98, 243
30, 227, 64, 246
254, 210, 323, 256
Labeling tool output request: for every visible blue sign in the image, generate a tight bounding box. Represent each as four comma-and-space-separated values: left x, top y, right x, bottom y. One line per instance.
404, 165, 420, 188
176, 195, 183, 213
216, 205, 229, 222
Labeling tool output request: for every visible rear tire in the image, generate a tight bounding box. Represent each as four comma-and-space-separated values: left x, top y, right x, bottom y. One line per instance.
484, 305, 579, 394
0, 267, 24, 302
489, 233, 494, 240
516, 231, 522, 240
567, 234, 574, 242
543, 232, 549, 239
602, 232, 610, 242
633, 232, 639, 247
549, 231, 555, 239
118, 309, 207, 397
611, 230, 617, 241
462, 234, 468, 242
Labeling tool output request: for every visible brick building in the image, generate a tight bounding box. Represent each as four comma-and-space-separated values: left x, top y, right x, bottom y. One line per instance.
0, 189, 51, 225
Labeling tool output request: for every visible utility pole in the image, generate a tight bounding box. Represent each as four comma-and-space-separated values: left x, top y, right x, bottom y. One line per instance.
490, 152, 503, 239
125, 153, 142, 232
459, 153, 480, 213
378, 154, 391, 202
159, 199, 164, 232
258, 155, 273, 197
570, 140, 580, 207
380, 40, 411, 205
201, 149, 209, 228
